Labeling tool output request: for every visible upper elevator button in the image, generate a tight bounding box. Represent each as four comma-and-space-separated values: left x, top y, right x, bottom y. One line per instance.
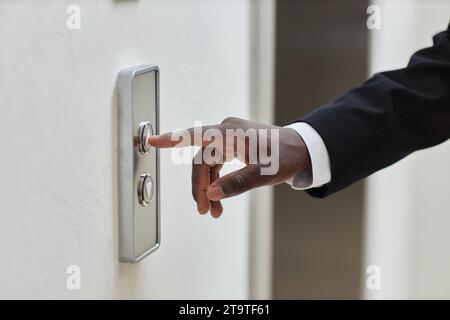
137, 121, 153, 154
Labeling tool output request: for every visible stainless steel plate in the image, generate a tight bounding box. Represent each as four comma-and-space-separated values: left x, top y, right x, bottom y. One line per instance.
117, 65, 160, 263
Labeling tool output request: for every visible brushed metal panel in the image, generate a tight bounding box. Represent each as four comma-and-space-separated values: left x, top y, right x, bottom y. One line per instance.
117, 65, 160, 263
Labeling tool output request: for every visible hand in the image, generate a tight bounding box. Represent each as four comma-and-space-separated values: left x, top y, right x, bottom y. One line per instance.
149, 117, 311, 218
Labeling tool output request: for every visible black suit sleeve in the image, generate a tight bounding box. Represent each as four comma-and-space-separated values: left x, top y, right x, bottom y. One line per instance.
298, 26, 450, 198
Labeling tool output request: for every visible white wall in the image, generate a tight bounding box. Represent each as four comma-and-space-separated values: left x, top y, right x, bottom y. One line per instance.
0, 0, 251, 299
364, 0, 450, 299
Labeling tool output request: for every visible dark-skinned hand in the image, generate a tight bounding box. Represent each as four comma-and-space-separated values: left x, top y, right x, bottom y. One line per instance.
148, 117, 311, 218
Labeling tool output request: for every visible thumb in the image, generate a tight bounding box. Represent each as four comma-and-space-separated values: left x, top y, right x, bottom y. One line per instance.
206, 165, 272, 201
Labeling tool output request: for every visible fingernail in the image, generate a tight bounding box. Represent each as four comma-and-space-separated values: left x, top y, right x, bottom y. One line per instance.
197, 203, 209, 215
207, 185, 225, 201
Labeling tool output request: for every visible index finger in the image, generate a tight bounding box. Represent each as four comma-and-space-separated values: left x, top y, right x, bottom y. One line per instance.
148, 125, 221, 148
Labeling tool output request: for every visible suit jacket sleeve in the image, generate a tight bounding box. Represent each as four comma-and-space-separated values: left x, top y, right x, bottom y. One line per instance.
299, 26, 450, 198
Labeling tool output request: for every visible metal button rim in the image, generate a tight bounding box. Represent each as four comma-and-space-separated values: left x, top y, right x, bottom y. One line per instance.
137, 121, 153, 154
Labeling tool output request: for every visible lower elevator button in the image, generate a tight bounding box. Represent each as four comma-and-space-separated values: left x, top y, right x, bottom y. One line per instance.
137, 174, 154, 207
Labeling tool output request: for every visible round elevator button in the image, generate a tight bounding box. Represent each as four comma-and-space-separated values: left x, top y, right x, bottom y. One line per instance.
137, 174, 154, 207
137, 121, 153, 154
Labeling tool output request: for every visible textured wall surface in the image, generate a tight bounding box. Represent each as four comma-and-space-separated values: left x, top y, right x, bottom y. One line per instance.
0, 0, 250, 299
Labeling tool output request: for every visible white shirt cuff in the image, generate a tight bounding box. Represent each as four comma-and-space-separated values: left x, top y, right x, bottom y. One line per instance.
284, 122, 331, 190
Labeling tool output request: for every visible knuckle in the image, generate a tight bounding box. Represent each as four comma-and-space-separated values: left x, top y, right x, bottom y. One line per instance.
223, 172, 248, 196
221, 117, 240, 124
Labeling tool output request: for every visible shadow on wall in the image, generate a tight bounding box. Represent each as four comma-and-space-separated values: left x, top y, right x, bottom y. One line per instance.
111, 81, 143, 298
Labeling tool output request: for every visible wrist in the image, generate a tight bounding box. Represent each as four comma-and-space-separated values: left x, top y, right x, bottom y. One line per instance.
283, 122, 331, 190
